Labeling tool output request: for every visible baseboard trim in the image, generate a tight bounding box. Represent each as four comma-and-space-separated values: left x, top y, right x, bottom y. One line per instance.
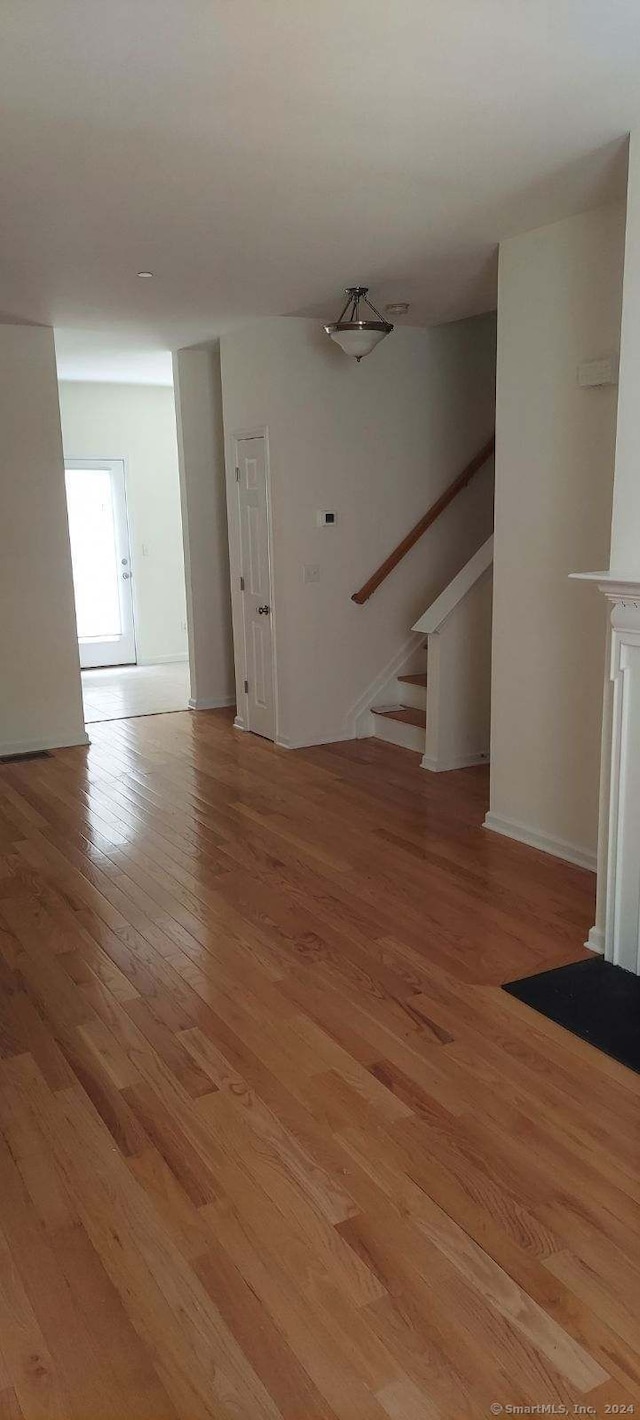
137, 654, 189, 666
276, 730, 350, 750
188, 696, 236, 711
585, 925, 605, 955
483, 811, 597, 873
421, 751, 489, 773
0, 729, 90, 758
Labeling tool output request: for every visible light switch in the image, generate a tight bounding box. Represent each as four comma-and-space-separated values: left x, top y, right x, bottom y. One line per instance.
316, 511, 337, 526
303, 564, 320, 584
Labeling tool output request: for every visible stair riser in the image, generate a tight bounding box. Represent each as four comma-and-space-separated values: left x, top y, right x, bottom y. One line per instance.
373, 716, 425, 753
397, 681, 427, 711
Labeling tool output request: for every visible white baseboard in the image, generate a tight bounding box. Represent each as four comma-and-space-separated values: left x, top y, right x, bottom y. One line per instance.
483, 811, 597, 873
276, 729, 350, 750
421, 750, 489, 773
0, 729, 90, 758
585, 925, 605, 954
188, 695, 236, 711
137, 654, 189, 666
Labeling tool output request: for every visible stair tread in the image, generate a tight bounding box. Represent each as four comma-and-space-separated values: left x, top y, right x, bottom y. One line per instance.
371, 705, 426, 728
398, 673, 428, 686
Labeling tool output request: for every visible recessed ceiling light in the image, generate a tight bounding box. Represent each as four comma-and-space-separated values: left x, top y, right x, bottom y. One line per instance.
137, 271, 154, 279
385, 301, 410, 315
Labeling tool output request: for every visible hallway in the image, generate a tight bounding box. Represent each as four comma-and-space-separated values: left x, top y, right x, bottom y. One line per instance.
81, 660, 190, 723
0, 710, 635, 1418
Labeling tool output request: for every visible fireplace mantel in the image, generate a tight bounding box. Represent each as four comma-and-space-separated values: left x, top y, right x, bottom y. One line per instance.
571, 570, 640, 974
570, 570, 640, 604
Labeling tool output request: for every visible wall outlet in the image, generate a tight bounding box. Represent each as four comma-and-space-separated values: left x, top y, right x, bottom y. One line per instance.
303, 564, 320, 584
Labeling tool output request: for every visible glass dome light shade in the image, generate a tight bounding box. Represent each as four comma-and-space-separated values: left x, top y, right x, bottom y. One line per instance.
324, 286, 393, 361
325, 322, 392, 362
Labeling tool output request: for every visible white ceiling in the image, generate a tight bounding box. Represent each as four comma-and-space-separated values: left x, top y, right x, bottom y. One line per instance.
54, 330, 173, 386
1, 0, 639, 381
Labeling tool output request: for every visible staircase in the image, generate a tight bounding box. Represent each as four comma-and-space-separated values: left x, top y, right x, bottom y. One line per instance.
367, 535, 494, 764
370, 669, 427, 751
351, 434, 496, 766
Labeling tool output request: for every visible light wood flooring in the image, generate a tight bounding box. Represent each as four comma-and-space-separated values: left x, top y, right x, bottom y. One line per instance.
81, 661, 190, 723
0, 708, 637, 1419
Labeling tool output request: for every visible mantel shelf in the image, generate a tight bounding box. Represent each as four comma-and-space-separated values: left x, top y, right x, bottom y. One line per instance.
570, 570, 640, 601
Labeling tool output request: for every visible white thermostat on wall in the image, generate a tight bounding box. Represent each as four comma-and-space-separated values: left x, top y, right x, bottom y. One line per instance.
316, 511, 337, 526
577, 354, 618, 387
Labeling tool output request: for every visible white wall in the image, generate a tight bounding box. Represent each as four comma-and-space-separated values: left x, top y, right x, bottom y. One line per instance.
173, 345, 235, 710
610, 132, 640, 575
0, 324, 86, 754
220, 314, 496, 748
422, 568, 493, 773
58, 380, 188, 664
487, 203, 625, 868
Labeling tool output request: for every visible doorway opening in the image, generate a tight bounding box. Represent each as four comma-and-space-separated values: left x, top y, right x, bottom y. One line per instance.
65, 459, 136, 668
57, 348, 190, 724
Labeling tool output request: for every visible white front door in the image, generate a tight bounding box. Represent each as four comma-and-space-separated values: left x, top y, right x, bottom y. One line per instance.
65, 460, 136, 669
236, 435, 275, 740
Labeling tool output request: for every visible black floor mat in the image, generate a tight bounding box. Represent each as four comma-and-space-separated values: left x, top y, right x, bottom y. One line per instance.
503, 956, 640, 1075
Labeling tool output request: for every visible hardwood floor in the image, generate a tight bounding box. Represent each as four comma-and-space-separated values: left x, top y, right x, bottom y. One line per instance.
0, 708, 637, 1418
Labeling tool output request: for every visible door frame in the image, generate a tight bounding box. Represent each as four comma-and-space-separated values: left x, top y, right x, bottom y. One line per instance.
229, 427, 279, 742
64, 456, 138, 669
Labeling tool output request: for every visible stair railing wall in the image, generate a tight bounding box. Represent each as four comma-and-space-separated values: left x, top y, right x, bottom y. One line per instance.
351, 434, 495, 605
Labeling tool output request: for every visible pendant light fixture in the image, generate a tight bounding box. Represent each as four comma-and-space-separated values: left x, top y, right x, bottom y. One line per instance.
324, 286, 393, 362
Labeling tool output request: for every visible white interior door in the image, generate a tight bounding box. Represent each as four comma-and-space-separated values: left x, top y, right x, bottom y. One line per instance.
236, 435, 275, 740
65, 460, 136, 669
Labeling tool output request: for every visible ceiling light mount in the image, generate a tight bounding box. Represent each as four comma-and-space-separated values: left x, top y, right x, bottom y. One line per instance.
324, 286, 393, 362
137, 270, 154, 279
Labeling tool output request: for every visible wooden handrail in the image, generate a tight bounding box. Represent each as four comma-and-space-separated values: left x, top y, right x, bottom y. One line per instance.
351, 433, 495, 604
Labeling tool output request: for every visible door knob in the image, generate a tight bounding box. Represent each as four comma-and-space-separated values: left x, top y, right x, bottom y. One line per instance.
257, 604, 270, 614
